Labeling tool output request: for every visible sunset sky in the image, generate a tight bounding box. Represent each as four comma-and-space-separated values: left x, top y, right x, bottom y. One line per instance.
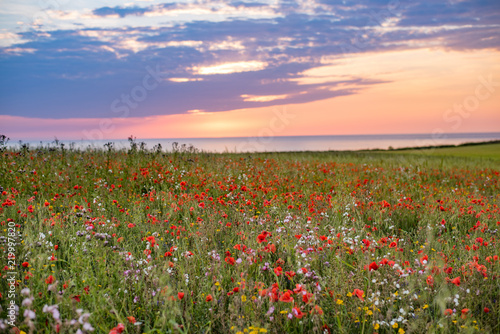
1, 0, 499, 141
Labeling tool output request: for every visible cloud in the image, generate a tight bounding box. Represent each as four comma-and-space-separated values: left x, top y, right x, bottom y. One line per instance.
91, 1, 277, 19
1, 0, 499, 120
192, 61, 268, 75
92, 5, 153, 18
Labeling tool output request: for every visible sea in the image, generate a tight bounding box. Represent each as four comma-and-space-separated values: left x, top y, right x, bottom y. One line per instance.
13, 132, 500, 153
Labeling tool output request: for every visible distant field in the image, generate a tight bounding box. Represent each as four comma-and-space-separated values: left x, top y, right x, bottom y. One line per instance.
371, 142, 500, 160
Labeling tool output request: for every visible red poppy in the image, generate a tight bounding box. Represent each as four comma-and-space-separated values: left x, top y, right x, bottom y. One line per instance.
352, 289, 364, 301
71, 295, 81, 302
293, 284, 304, 294
178, 292, 185, 300
302, 292, 313, 304
110, 323, 125, 334
426, 275, 434, 287
274, 266, 283, 276
206, 294, 213, 302
225, 256, 235, 265
279, 291, 294, 303
368, 262, 379, 271
293, 306, 305, 319
450, 277, 460, 286
22, 262, 29, 267
257, 233, 267, 243
45, 275, 55, 284
127, 316, 136, 324
311, 305, 324, 315
444, 309, 453, 316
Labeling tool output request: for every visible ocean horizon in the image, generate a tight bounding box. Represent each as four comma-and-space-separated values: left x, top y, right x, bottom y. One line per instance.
9, 132, 500, 153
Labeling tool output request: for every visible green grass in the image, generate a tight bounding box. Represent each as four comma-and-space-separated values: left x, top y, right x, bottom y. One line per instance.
367, 142, 500, 160
397, 143, 500, 160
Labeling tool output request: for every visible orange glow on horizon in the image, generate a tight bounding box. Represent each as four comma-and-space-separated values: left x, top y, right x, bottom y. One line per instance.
1, 48, 499, 141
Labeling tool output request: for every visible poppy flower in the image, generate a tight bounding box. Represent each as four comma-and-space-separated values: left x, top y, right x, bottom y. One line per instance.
426, 275, 434, 287
352, 289, 364, 301
368, 262, 379, 271
302, 292, 313, 304
178, 292, 185, 300
274, 266, 283, 276
311, 305, 324, 315
206, 294, 213, 302
444, 309, 453, 316
109, 323, 125, 334
45, 275, 55, 284
279, 291, 294, 303
72, 295, 81, 302
225, 256, 235, 265
293, 284, 304, 294
127, 316, 136, 324
22, 262, 29, 268
450, 277, 460, 286
257, 233, 267, 243
292, 306, 305, 319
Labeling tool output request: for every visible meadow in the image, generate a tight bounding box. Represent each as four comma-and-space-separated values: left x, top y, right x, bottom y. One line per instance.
1, 139, 499, 333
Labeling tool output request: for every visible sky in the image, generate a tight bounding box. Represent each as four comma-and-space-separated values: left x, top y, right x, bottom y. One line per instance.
0, 0, 499, 142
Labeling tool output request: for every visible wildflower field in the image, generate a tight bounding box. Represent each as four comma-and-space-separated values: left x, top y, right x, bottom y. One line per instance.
1, 143, 499, 333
